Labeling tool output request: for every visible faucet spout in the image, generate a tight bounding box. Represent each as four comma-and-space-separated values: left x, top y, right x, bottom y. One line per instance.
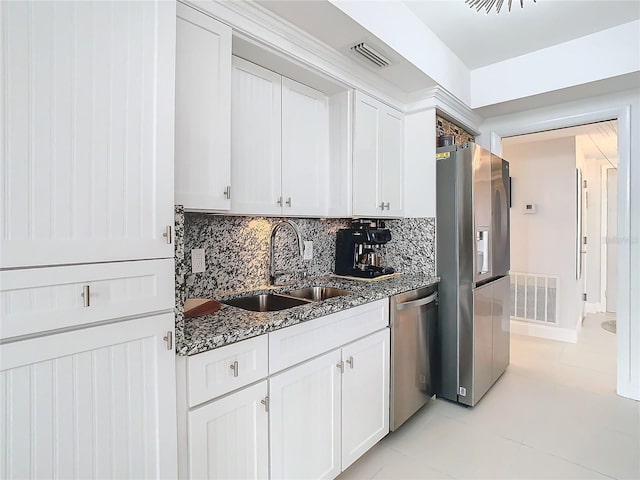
269, 220, 304, 285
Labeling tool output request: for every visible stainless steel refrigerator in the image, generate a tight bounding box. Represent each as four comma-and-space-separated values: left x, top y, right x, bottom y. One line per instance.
436, 142, 511, 407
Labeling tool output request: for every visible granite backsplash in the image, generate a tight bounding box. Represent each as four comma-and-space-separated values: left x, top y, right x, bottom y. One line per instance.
175, 208, 435, 300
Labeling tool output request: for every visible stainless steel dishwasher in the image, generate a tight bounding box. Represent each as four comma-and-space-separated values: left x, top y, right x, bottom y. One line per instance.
390, 285, 438, 431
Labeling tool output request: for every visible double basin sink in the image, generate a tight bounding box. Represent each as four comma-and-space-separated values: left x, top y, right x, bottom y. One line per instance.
222, 286, 351, 312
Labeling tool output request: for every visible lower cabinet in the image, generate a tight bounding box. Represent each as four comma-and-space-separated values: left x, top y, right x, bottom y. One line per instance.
0, 313, 177, 480
188, 381, 269, 480
269, 329, 390, 479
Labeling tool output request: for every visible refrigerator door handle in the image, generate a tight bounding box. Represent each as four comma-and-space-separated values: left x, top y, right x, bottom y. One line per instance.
395, 293, 438, 310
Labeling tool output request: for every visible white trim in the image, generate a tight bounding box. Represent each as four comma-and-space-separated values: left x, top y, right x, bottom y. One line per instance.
601, 164, 617, 314
485, 100, 634, 400
405, 86, 482, 134
585, 302, 606, 314
510, 318, 577, 344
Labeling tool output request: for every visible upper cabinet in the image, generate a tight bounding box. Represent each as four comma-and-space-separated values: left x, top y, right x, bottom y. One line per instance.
0, 0, 176, 268
353, 91, 404, 218
175, 4, 232, 212
230, 57, 332, 217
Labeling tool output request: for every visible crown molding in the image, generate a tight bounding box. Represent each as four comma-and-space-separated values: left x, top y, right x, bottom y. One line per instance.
405, 86, 483, 135
184, 0, 409, 109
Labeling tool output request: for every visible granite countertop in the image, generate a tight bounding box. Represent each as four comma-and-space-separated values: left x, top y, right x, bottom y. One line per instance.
178, 273, 439, 356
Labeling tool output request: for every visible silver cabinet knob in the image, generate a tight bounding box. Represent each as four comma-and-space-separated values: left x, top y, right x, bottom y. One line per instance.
230, 360, 239, 377
285, 197, 292, 207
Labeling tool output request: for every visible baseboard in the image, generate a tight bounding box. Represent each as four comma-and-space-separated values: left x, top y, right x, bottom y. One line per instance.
510, 318, 578, 343
584, 302, 605, 314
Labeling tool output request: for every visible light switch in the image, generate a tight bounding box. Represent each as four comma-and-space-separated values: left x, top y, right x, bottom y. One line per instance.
303, 241, 313, 260
191, 248, 206, 273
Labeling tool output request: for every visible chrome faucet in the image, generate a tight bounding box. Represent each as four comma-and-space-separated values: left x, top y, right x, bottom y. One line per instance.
269, 220, 305, 285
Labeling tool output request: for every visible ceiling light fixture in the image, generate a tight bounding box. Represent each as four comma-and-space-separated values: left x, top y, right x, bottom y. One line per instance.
465, 0, 536, 14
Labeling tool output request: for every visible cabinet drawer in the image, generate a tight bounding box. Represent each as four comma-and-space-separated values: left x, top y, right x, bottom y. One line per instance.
269, 299, 388, 374
187, 335, 268, 407
0, 259, 174, 340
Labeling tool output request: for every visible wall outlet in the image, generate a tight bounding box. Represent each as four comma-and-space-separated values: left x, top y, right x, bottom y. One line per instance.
191, 248, 206, 273
303, 241, 313, 260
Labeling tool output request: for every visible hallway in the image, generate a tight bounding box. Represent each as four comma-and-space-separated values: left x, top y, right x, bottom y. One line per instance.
338, 314, 639, 479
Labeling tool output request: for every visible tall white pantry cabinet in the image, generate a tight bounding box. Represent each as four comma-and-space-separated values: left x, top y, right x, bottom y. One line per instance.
0, 1, 178, 479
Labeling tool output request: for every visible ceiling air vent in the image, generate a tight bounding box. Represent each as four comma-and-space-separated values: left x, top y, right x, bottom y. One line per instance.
350, 42, 391, 68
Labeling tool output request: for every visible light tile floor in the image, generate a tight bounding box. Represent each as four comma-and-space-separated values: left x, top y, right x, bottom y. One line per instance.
338, 313, 640, 480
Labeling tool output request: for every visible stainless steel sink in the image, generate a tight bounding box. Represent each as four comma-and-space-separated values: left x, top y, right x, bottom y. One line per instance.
283, 286, 352, 302
222, 294, 311, 312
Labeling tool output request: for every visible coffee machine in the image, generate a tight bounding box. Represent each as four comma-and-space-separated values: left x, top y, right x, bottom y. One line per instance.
335, 220, 395, 278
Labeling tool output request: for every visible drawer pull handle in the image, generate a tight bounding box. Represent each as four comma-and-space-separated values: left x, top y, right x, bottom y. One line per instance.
81, 285, 90, 307
379, 202, 385, 210
384, 202, 390, 210
285, 197, 292, 207
230, 360, 239, 377
336, 361, 344, 373
346, 356, 354, 369
261, 396, 269, 412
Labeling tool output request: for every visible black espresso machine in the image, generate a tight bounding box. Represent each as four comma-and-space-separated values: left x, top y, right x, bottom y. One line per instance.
335, 219, 395, 278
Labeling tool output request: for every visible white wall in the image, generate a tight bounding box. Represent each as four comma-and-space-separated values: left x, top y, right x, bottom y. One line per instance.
503, 137, 579, 330
477, 88, 640, 401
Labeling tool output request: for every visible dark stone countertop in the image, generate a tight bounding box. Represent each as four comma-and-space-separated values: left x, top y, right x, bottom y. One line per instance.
178, 273, 439, 356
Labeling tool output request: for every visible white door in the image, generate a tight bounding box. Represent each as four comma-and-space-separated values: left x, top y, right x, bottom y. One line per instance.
606, 168, 618, 313
175, 3, 231, 212
352, 92, 382, 217
188, 381, 269, 480
0, 313, 177, 480
230, 57, 283, 215
281, 77, 330, 217
380, 108, 404, 217
341, 329, 390, 470
269, 349, 342, 480
0, 0, 175, 268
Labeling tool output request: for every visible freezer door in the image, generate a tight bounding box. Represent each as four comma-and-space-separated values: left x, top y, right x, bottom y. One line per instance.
492, 276, 511, 382
491, 155, 510, 276
466, 282, 494, 407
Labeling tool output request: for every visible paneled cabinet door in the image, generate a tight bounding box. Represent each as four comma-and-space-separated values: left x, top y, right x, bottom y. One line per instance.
188, 381, 269, 480
1, 0, 176, 268
269, 349, 342, 480
0, 313, 177, 480
230, 57, 283, 215
281, 77, 330, 217
352, 91, 404, 218
341, 329, 390, 470
175, 3, 232, 212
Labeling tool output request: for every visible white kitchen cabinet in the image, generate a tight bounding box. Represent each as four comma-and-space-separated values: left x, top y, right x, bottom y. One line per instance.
269, 326, 390, 479
0, 0, 176, 268
269, 349, 343, 480
188, 381, 269, 480
353, 91, 404, 218
230, 57, 331, 217
0, 313, 177, 480
0, 259, 174, 340
281, 77, 330, 216
230, 57, 283, 216
341, 329, 390, 470
186, 335, 268, 408
175, 3, 232, 212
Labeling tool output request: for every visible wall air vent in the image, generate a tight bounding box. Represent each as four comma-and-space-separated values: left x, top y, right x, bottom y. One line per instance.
350, 42, 391, 68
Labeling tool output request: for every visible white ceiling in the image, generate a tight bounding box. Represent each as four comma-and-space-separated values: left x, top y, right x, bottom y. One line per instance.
256, 0, 438, 93
403, 0, 640, 69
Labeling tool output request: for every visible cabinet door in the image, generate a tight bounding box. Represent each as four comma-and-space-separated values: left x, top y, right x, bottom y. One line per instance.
341, 329, 390, 470
188, 381, 269, 480
269, 349, 342, 480
352, 91, 383, 217
281, 77, 330, 216
0, 313, 177, 480
380, 107, 404, 217
231, 57, 282, 215
0, 0, 175, 268
175, 4, 231, 212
